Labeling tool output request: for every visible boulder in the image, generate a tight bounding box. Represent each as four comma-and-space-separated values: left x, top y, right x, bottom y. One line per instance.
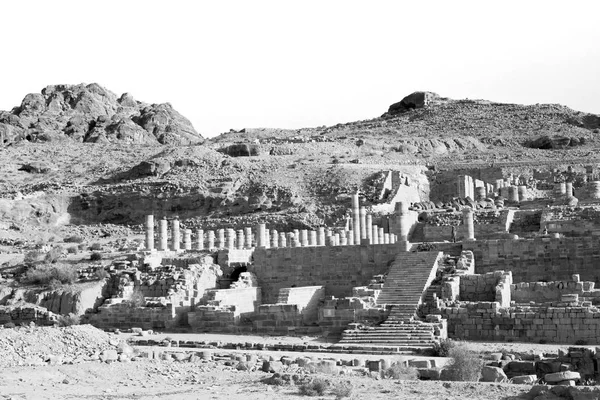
509, 374, 537, 384
19, 162, 52, 174
481, 366, 508, 382
528, 135, 573, 149
386, 91, 439, 115
545, 371, 581, 383
220, 144, 261, 157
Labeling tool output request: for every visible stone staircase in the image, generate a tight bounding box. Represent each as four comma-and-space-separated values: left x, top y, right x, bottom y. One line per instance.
338, 251, 444, 349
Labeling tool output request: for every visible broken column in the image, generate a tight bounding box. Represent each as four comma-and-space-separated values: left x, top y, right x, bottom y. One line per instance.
351, 193, 361, 246
236, 230, 244, 250
196, 228, 204, 250
565, 181, 574, 197
317, 227, 326, 246
366, 214, 373, 244
462, 208, 475, 241
359, 206, 367, 240
475, 187, 486, 201
508, 186, 519, 202
590, 181, 600, 199
271, 229, 279, 248
347, 231, 354, 245
395, 201, 411, 242
372, 225, 379, 244
517, 185, 528, 202
554, 182, 567, 198
300, 230, 309, 247
207, 230, 215, 249
145, 215, 154, 251
217, 229, 225, 249
309, 230, 317, 246
256, 224, 266, 248
279, 232, 287, 247
244, 227, 253, 248
339, 230, 347, 246
286, 232, 294, 247
384, 233, 390, 244
172, 218, 180, 251
159, 217, 168, 251
378, 227, 385, 244
183, 228, 192, 250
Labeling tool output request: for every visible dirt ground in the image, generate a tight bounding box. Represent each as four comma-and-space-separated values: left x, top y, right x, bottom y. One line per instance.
0, 358, 531, 400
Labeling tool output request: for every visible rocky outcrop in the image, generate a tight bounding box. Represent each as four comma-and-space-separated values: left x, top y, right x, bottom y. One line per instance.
384, 91, 441, 115
0, 83, 203, 146
527, 135, 585, 149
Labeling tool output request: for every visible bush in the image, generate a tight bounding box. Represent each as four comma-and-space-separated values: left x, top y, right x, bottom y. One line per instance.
57, 313, 80, 327
432, 338, 455, 357
23, 250, 43, 265
66, 246, 78, 254
94, 268, 109, 280
330, 381, 353, 399
63, 235, 84, 243
382, 363, 419, 380
299, 378, 329, 396
128, 287, 146, 307
90, 252, 102, 261
22, 264, 78, 287
444, 344, 484, 382
44, 246, 63, 264
90, 243, 102, 251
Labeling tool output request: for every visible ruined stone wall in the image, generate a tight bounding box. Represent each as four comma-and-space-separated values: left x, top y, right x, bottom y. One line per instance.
318, 297, 389, 334
439, 302, 600, 344
251, 244, 400, 303
0, 305, 56, 326
511, 279, 600, 303
459, 274, 499, 302
422, 224, 507, 242
463, 237, 600, 283
87, 300, 177, 330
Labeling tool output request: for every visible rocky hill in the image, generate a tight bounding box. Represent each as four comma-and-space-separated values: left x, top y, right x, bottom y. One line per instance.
0, 83, 203, 145
1, 88, 600, 247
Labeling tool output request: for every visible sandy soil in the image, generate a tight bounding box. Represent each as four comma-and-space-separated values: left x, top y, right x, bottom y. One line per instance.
0, 359, 531, 400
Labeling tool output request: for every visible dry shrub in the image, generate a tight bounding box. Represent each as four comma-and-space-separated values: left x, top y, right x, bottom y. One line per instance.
382, 362, 419, 380
432, 338, 455, 357
23, 264, 78, 287
90, 243, 102, 251
57, 313, 80, 327
330, 381, 353, 399
94, 268, 109, 280
306, 362, 339, 375
66, 246, 78, 254
90, 252, 102, 261
44, 246, 64, 263
444, 344, 484, 382
298, 377, 329, 396
64, 235, 84, 243
128, 286, 146, 307
23, 250, 43, 265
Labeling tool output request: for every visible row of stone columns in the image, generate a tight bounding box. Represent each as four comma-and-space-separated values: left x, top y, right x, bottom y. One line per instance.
144, 216, 400, 251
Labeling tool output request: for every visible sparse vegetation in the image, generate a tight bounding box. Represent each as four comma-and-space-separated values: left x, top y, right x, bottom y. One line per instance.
44, 246, 63, 264
382, 362, 419, 380
90, 243, 102, 251
57, 313, 81, 327
298, 377, 329, 396
22, 264, 78, 287
63, 235, 84, 243
330, 381, 353, 399
66, 246, 78, 254
432, 338, 455, 357
23, 250, 43, 265
444, 344, 484, 382
128, 286, 146, 307
94, 268, 109, 280
90, 252, 102, 261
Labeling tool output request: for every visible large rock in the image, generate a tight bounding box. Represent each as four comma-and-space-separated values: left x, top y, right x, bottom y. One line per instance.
545, 371, 580, 383
528, 135, 575, 149
385, 91, 439, 115
0, 83, 204, 146
509, 374, 537, 384
481, 366, 508, 382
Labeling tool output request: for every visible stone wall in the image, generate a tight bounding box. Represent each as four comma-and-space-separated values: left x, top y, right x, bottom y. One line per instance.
0, 305, 57, 326
87, 299, 178, 330
511, 278, 600, 304
318, 297, 389, 335
459, 274, 500, 302
438, 301, 600, 344
251, 244, 401, 303
463, 237, 600, 283
275, 286, 324, 323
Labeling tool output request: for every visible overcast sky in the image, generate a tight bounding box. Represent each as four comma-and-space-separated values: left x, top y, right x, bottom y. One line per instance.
1, 0, 599, 137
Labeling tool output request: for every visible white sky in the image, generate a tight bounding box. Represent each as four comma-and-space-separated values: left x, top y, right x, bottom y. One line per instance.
1, 0, 599, 137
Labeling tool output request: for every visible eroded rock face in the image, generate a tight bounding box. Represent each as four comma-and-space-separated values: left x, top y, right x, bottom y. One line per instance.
0, 83, 204, 146
385, 91, 440, 115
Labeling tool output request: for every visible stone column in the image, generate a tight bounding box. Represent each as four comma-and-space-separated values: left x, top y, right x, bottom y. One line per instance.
565, 182, 573, 198
172, 218, 180, 251
333, 233, 340, 246
384, 233, 390, 244
236, 230, 244, 250
327, 235, 336, 246
217, 228, 225, 249
395, 201, 411, 242
309, 230, 317, 246
196, 228, 204, 250
347, 231, 354, 246
359, 206, 367, 240
225, 228, 235, 250
293, 233, 301, 247
145, 215, 154, 251
264, 229, 271, 248
183, 228, 192, 250
372, 225, 379, 244
317, 227, 326, 246
300, 230, 309, 247
378, 227, 385, 244
279, 232, 287, 247
271, 229, 279, 248
351, 193, 361, 246
475, 187, 486, 201
366, 214, 373, 244
207, 230, 215, 249
517, 186, 527, 202
590, 181, 600, 199
287, 232, 294, 247
244, 227, 253, 248
390, 234, 396, 244
339, 230, 347, 246
554, 182, 566, 198
462, 208, 475, 241
159, 217, 168, 251
256, 224, 266, 248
